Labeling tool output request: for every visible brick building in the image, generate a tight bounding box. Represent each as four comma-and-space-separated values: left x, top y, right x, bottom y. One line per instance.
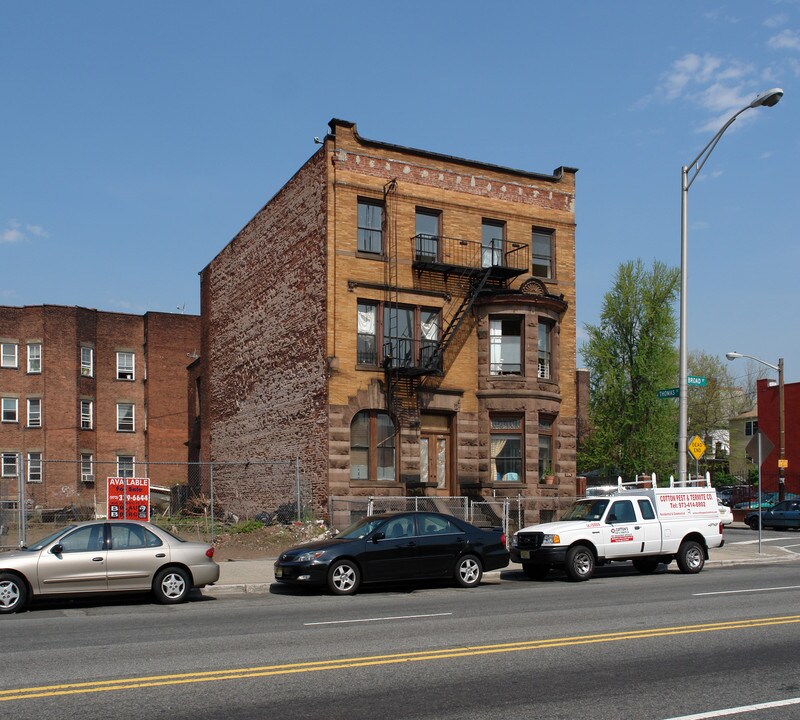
756, 377, 799, 497
199, 119, 580, 517
0, 305, 200, 513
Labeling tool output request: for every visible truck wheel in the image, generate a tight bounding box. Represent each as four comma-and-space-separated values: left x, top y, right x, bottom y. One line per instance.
632, 558, 660, 574
565, 545, 594, 581
522, 564, 551, 580
676, 540, 705, 574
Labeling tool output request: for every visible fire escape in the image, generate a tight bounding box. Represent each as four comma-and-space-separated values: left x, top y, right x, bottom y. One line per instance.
383, 220, 529, 421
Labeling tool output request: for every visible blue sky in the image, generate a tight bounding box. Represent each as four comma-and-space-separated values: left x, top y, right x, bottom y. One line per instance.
2, 2, 798, 383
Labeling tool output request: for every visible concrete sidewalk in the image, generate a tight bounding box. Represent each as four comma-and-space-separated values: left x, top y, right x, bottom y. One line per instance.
203, 524, 800, 596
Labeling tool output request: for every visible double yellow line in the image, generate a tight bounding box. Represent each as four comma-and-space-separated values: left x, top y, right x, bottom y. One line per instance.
3, 614, 800, 702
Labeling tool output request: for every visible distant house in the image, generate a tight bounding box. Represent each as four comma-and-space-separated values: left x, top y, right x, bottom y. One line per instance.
728, 407, 758, 481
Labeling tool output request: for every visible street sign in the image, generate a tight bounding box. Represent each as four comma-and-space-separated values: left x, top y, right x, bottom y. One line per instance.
657, 387, 680, 399
779, 459, 789, 469
687, 376, 707, 387
746, 431, 774, 462
688, 435, 706, 460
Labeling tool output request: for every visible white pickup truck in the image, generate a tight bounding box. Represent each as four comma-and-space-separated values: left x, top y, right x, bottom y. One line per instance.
510, 476, 724, 581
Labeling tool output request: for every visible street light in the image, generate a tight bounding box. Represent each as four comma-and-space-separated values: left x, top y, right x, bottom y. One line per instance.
678, 88, 784, 483
726, 351, 785, 501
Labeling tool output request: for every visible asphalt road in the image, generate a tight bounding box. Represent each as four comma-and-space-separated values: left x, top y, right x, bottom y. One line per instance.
3, 534, 800, 720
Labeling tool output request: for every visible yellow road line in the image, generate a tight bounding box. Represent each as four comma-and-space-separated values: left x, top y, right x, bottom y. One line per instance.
3, 614, 800, 702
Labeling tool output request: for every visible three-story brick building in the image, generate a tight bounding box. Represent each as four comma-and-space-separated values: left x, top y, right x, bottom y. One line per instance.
199, 119, 580, 516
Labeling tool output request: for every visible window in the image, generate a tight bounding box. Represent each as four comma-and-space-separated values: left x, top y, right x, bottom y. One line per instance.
1, 342, 18, 368
745, 420, 758, 436
608, 500, 636, 524
538, 414, 554, 480
117, 455, 135, 478
2, 397, 18, 423
117, 403, 135, 432
81, 346, 94, 377
481, 219, 505, 267
59, 525, 105, 553
490, 415, 523, 482
638, 499, 656, 520
538, 320, 553, 379
81, 453, 94, 484
27, 343, 42, 373
1, 453, 17, 477
117, 352, 135, 381
111, 523, 162, 550
531, 228, 553, 279
357, 301, 441, 369
489, 317, 522, 375
27, 452, 42, 483
80, 400, 93, 430
357, 199, 383, 255
27, 398, 41, 428
415, 208, 441, 262
350, 410, 396, 481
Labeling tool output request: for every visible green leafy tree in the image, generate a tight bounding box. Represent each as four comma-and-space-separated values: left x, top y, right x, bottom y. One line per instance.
687, 350, 740, 445
578, 259, 680, 478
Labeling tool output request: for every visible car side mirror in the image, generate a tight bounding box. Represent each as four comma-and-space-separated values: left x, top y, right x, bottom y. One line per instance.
372, 532, 385, 543
51, 543, 64, 555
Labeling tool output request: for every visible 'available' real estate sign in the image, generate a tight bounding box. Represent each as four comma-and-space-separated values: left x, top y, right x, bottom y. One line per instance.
107, 476, 150, 520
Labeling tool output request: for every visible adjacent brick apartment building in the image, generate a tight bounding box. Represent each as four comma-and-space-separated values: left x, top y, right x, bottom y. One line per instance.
199, 119, 580, 517
0, 305, 200, 513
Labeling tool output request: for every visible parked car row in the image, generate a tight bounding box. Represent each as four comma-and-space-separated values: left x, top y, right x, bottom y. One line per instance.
744, 500, 800, 530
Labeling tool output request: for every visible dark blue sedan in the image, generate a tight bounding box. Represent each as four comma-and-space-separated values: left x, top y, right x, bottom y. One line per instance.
745, 500, 800, 530
274, 511, 509, 595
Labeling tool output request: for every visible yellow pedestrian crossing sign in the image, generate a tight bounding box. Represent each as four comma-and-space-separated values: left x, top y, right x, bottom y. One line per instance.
688, 435, 706, 460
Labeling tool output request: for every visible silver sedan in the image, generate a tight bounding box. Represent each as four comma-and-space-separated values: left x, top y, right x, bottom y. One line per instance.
0, 520, 219, 613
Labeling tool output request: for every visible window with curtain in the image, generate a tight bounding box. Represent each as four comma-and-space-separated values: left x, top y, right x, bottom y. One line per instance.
539, 415, 554, 480
538, 320, 553, 379
357, 301, 440, 369
482, 219, 505, 267
357, 303, 378, 365
490, 415, 522, 482
489, 317, 522, 375
357, 199, 383, 255
27, 343, 42, 373
350, 410, 396, 481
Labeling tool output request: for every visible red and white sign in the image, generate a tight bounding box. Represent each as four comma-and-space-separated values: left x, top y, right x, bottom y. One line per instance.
107, 477, 150, 520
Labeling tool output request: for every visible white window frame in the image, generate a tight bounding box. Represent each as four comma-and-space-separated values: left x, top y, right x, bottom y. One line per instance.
27, 397, 42, 428
117, 403, 135, 432
27, 343, 42, 373
117, 455, 135, 478
81, 346, 94, 377
1, 453, 18, 477
538, 321, 553, 380
27, 452, 42, 483
116, 352, 135, 381
489, 317, 522, 376
81, 453, 94, 484
80, 400, 93, 430
2, 397, 19, 423
1, 342, 18, 368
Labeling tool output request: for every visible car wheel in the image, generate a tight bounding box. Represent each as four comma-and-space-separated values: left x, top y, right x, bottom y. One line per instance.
153, 567, 191, 604
455, 554, 483, 588
748, 517, 760, 531
328, 560, 360, 595
565, 545, 594, 581
632, 558, 660, 574
676, 540, 705, 574
522, 563, 551, 580
0, 573, 27, 614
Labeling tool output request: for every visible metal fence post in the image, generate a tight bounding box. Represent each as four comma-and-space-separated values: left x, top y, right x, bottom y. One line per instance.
18, 452, 27, 548
210, 462, 215, 544
295, 457, 301, 522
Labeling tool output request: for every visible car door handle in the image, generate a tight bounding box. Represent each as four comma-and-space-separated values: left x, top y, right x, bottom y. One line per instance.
92, 557, 104, 562
155, 553, 166, 558
635, 526, 641, 530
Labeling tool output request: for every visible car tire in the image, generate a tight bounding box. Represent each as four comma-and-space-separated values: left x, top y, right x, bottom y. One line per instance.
748, 517, 760, 531
632, 558, 660, 574
0, 572, 27, 614
328, 560, 360, 595
522, 563, 551, 580
153, 567, 191, 604
676, 540, 705, 574
565, 545, 594, 581
455, 554, 483, 588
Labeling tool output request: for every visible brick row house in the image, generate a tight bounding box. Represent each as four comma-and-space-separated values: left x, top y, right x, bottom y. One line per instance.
198, 119, 582, 519
0, 305, 200, 513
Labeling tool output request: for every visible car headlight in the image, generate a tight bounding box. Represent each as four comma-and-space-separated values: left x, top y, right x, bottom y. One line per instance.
296, 550, 326, 562
542, 534, 561, 545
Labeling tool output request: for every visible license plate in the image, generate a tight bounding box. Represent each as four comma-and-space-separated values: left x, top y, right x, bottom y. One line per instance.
275, 567, 283, 577
521, 551, 530, 559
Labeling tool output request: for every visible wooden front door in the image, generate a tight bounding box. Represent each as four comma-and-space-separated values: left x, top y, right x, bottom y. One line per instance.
420, 414, 453, 494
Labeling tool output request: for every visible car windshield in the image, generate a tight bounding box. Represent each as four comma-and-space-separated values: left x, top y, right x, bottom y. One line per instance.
336, 517, 388, 539
25, 526, 77, 551
560, 499, 608, 522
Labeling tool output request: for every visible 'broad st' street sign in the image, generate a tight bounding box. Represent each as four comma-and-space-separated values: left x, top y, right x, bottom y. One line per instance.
687, 375, 707, 387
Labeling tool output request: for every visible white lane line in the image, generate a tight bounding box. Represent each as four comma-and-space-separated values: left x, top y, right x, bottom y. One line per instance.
693, 585, 800, 597
663, 695, 800, 719
728, 538, 786, 545
304, 612, 453, 626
